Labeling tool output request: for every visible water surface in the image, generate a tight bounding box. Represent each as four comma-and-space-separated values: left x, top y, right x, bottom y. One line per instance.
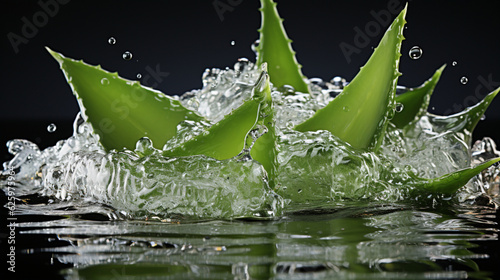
4, 192, 498, 280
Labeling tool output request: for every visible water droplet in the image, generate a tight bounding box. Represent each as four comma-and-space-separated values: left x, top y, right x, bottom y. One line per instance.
342, 106, 350, 112
431, 107, 436, 111
297, 189, 302, 193
47, 123, 57, 133
122, 51, 133, 60
460, 76, 468, 84
136, 73, 142, 79
481, 114, 486, 121
101, 78, 110, 85
230, 40, 235, 46
234, 58, 250, 76
251, 39, 260, 53
452, 61, 457, 66
330, 76, 346, 88
280, 85, 295, 95
108, 37, 116, 45
409, 46, 423, 60
395, 103, 404, 113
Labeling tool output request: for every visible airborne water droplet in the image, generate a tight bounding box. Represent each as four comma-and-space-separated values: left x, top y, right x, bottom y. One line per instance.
108, 37, 116, 45
460, 76, 468, 84
47, 123, 57, 133
481, 114, 486, 121
452, 61, 457, 66
101, 78, 110, 85
137, 73, 142, 79
395, 103, 404, 112
230, 40, 235, 46
409, 46, 423, 60
122, 51, 133, 60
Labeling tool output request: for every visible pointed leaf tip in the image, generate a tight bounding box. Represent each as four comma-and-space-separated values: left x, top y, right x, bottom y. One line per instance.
296, 5, 407, 150
257, 0, 310, 94
46, 47, 65, 65
430, 86, 500, 144
419, 157, 500, 194
49, 50, 204, 151
163, 68, 273, 161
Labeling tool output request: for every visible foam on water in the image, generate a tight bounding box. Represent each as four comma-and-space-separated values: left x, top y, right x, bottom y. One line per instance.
1, 59, 499, 219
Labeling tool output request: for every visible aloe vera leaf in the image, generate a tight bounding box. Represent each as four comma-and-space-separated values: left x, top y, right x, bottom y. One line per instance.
163, 69, 270, 161
428, 87, 499, 144
257, 0, 310, 94
414, 157, 500, 194
250, 73, 277, 187
392, 65, 446, 128
47, 48, 203, 151
295, 5, 407, 151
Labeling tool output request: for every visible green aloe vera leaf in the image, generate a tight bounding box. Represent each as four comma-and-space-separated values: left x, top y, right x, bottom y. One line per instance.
295, 5, 407, 151
249, 73, 277, 187
163, 69, 270, 161
428, 87, 499, 144
47, 48, 203, 151
414, 157, 500, 194
257, 0, 310, 94
392, 65, 446, 128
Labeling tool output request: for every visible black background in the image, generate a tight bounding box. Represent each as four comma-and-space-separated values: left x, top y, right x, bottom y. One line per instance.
0, 1, 500, 278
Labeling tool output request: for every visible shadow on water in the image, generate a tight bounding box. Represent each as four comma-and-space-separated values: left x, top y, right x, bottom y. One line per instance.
1, 189, 499, 280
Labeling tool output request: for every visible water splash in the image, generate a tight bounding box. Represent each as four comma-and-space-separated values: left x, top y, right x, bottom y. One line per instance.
180, 59, 260, 122
409, 46, 423, 59
122, 51, 133, 60
2, 115, 281, 219
1, 59, 498, 220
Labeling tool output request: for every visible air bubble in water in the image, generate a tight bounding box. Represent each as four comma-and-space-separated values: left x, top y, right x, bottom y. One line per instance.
101, 78, 110, 85
395, 103, 404, 112
452, 61, 457, 66
460, 76, 468, 84
409, 46, 423, 59
122, 51, 133, 60
108, 37, 116, 45
47, 123, 57, 133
